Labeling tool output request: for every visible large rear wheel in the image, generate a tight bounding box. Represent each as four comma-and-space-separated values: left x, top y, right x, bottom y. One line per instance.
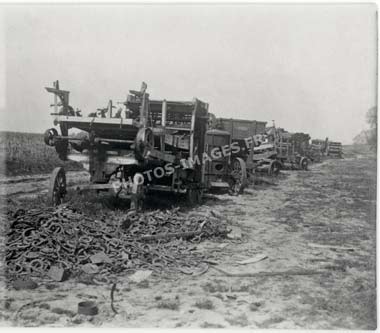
48, 167, 66, 206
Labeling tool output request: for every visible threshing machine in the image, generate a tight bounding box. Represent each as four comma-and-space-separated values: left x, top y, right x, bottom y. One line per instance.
44, 81, 211, 209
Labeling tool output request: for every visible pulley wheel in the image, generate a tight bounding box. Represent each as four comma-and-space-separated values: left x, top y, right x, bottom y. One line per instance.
44, 128, 58, 146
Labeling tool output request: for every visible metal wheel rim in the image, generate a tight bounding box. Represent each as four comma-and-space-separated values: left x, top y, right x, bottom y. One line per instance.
49, 167, 66, 206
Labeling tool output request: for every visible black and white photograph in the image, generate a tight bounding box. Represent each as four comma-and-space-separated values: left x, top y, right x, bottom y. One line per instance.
0, 2, 377, 329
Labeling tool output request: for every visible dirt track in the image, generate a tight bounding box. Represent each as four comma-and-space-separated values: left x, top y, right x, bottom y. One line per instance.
0, 151, 376, 328
0, 171, 89, 198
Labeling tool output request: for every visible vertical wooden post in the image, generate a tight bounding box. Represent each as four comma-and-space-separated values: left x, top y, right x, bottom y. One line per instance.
140, 93, 149, 128
53, 81, 58, 114
109, 100, 113, 118
189, 99, 197, 161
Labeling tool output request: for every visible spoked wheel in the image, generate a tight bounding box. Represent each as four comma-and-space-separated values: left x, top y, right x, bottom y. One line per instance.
268, 160, 282, 176
186, 188, 203, 206
48, 167, 66, 206
230, 157, 247, 195
300, 157, 308, 170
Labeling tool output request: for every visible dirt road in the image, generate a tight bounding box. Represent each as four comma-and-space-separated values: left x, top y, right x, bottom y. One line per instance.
0, 171, 89, 198
0, 152, 376, 328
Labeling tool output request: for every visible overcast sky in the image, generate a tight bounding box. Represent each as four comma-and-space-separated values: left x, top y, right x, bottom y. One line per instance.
0, 4, 377, 143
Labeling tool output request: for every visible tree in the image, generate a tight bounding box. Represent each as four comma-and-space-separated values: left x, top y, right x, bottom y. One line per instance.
366, 106, 377, 150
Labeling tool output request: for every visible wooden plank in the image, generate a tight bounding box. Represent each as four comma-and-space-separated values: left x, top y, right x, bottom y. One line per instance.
54, 115, 134, 126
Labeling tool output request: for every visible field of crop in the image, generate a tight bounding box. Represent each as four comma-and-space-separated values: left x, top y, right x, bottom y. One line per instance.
0, 131, 83, 176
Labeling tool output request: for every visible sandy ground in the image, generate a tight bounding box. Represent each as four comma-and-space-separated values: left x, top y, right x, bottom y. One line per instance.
0, 150, 376, 329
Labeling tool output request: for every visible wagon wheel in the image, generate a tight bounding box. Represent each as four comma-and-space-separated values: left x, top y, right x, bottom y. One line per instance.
186, 188, 203, 206
268, 160, 281, 176
230, 157, 247, 195
48, 167, 66, 206
300, 157, 308, 170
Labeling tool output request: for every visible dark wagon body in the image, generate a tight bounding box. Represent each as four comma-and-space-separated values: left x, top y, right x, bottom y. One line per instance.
212, 117, 282, 178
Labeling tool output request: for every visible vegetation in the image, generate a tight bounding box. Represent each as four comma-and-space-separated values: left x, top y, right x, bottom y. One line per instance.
194, 299, 214, 310
353, 106, 377, 150
0, 131, 83, 176
366, 106, 377, 150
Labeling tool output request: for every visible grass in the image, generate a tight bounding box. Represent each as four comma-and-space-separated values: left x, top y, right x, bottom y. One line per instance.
194, 299, 214, 310
0, 131, 83, 176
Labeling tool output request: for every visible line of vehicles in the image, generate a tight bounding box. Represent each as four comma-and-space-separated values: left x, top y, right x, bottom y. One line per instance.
43, 81, 342, 209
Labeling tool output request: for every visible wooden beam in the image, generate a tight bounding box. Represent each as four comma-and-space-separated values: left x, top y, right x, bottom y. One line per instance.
189, 99, 197, 160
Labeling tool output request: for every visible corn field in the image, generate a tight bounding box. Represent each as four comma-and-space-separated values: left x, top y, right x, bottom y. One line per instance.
0, 131, 82, 176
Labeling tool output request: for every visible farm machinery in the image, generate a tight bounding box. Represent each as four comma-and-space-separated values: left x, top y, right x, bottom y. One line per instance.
211, 117, 282, 180
307, 138, 328, 162
326, 140, 343, 158
268, 127, 310, 171
306, 138, 343, 161
43, 81, 243, 209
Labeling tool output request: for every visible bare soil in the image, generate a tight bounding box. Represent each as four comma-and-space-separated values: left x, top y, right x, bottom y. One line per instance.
0, 149, 376, 329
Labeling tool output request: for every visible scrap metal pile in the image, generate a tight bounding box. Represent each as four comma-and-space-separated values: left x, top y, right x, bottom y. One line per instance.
5, 206, 229, 282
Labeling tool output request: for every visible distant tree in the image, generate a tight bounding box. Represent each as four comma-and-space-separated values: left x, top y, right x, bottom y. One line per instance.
366, 106, 377, 150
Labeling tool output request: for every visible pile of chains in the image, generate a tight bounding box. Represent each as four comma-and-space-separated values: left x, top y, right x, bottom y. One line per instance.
5, 206, 228, 280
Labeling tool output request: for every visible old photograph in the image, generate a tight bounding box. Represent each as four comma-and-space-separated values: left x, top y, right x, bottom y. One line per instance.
0, 2, 377, 329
